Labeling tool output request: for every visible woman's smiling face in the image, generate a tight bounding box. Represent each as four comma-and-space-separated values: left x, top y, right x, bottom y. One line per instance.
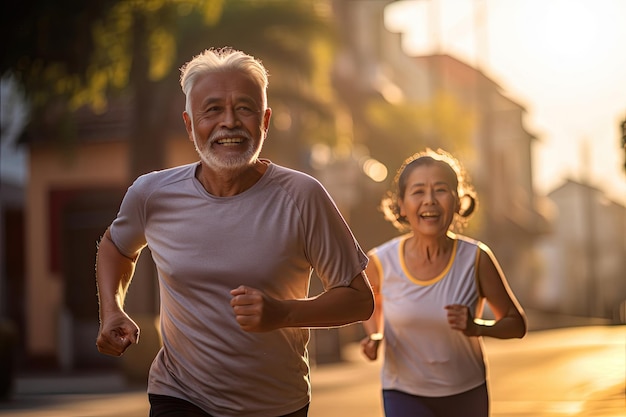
398, 161, 460, 237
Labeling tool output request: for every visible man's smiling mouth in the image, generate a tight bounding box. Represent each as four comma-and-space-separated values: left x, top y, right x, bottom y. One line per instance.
216, 138, 244, 145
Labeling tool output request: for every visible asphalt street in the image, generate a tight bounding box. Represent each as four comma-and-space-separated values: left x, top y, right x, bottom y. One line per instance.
1, 325, 624, 417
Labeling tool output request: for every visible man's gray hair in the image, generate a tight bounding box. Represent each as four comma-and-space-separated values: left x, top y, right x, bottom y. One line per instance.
180, 47, 269, 113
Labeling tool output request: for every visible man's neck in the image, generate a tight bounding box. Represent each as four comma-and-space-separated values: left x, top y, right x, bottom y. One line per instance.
195, 159, 268, 197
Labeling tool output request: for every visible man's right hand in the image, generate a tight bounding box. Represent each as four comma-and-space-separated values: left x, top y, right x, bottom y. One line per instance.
96, 311, 140, 356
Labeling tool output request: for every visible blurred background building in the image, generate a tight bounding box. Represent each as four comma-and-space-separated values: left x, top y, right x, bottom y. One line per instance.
537, 180, 626, 320
1, 0, 624, 389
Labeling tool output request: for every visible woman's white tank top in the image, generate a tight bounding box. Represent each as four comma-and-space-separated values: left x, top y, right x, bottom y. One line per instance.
370, 233, 487, 397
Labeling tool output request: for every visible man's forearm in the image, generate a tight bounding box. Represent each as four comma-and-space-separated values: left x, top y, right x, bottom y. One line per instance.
283, 274, 374, 328
96, 230, 137, 315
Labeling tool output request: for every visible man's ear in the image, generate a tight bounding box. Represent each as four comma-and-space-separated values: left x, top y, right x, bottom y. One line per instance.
183, 111, 193, 141
262, 108, 272, 133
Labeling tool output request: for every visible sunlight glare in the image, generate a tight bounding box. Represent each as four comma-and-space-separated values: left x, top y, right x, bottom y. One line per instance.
522, 0, 601, 71
363, 158, 388, 182
310, 143, 332, 169
384, 0, 626, 204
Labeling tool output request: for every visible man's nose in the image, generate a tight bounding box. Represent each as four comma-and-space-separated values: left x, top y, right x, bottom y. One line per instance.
220, 107, 241, 128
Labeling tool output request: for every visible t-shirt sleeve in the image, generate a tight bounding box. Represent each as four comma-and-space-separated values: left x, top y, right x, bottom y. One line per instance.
109, 178, 149, 258
299, 178, 368, 290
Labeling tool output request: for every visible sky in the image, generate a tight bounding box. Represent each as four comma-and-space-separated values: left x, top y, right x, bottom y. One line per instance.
385, 0, 626, 204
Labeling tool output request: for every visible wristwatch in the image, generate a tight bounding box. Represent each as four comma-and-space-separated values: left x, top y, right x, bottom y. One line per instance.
369, 332, 383, 342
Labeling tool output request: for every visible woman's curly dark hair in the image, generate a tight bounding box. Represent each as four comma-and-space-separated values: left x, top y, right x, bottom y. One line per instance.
381, 148, 478, 233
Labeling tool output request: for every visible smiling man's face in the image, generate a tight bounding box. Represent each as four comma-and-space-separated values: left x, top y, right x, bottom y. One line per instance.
183, 70, 271, 170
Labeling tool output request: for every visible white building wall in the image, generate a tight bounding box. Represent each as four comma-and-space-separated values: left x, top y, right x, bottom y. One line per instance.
540, 180, 626, 318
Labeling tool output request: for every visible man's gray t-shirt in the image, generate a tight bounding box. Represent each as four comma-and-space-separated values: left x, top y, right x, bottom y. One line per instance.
110, 161, 368, 416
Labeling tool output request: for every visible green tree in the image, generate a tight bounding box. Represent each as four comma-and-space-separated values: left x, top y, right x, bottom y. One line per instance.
1, 0, 339, 176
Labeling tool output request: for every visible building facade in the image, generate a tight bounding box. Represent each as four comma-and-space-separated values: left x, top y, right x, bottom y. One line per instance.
537, 180, 626, 320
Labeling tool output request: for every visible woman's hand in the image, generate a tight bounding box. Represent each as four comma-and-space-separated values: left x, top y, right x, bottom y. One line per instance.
360, 334, 382, 361
445, 304, 480, 337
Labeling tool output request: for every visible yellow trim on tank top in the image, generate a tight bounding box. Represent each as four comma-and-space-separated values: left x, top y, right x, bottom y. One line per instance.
399, 234, 457, 286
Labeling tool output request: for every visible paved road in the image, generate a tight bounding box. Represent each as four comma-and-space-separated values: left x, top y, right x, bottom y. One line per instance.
1, 325, 624, 417
485, 326, 625, 417
308, 325, 625, 417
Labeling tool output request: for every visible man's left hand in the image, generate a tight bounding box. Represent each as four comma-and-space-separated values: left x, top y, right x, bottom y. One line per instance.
230, 285, 285, 332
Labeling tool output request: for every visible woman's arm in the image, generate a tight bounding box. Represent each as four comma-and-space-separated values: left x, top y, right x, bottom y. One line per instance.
360, 260, 384, 360
447, 244, 527, 339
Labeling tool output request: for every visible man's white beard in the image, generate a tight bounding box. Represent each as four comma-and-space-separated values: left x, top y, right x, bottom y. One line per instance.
193, 128, 264, 170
